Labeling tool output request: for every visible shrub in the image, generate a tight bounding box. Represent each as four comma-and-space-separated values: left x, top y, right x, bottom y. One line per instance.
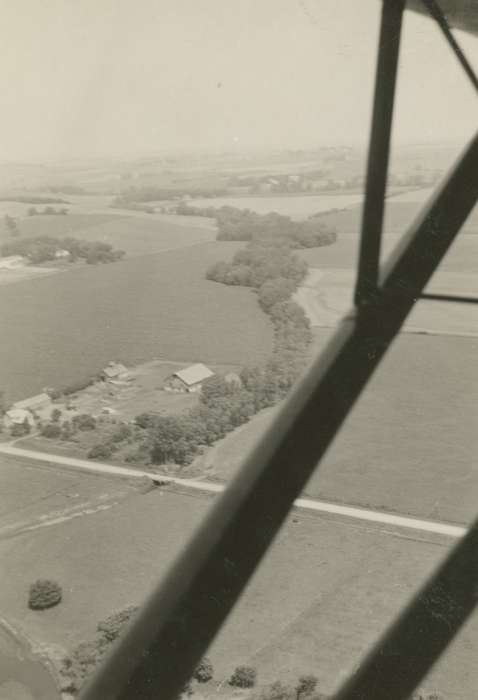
28, 579, 62, 610
194, 656, 214, 683
41, 423, 62, 439
296, 675, 318, 699
229, 665, 257, 688
61, 420, 73, 440
61, 640, 108, 694
73, 413, 96, 431
97, 606, 139, 642
88, 444, 112, 460
51, 408, 62, 422
111, 423, 132, 442
123, 448, 148, 464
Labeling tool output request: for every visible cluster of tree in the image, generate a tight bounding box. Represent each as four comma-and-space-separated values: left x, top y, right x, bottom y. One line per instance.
255, 676, 442, 700
175, 204, 337, 249
112, 185, 227, 206
133, 376, 257, 466
207, 237, 313, 399
1, 236, 125, 265
0, 195, 69, 204
27, 206, 68, 216
41, 412, 97, 441
206, 242, 307, 289
61, 605, 140, 695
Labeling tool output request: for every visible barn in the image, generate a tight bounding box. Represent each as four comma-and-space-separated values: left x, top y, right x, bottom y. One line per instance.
164, 364, 214, 393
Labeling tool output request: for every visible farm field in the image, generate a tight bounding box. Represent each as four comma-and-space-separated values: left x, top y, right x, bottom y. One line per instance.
0, 241, 272, 403
0, 457, 475, 699
187, 193, 365, 218
191, 331, 478, 525
295, 268, 478, 336
298, 232, 478, 274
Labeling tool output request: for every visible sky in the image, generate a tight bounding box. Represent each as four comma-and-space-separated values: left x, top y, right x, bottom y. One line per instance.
1, 0, 478, 161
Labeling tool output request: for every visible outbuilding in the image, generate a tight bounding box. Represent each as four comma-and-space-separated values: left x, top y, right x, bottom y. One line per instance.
101, 362, 130, 382
164, 363, 214, 393
13, 393, 51, 412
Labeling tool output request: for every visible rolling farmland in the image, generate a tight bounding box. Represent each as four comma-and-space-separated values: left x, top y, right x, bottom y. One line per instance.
0, 457, 475, 699
0, 241, 272, 402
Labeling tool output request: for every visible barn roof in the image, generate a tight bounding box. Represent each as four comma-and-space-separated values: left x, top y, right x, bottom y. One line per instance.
103, 362, 128, 378
173, 364, 214, 386
13, 393, 51, 410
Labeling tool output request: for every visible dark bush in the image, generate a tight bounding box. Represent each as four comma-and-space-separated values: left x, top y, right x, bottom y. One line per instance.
229, 665, 257, 688
260, 681, 294, 700
296, 675, 318, 699
51, 408, 62, 423
87, 444, 112, 460
135, 412, 158, 429
193, 656, 214, 683
73, 413, 96, 431
111, 424, 132, 442
28, 579, 62, 610
41, 423, 62, 439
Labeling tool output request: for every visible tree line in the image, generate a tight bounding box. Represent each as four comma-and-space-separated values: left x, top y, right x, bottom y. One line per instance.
112, 185, 227, 206
1, 235, 125, 265
175, 203, 337, 248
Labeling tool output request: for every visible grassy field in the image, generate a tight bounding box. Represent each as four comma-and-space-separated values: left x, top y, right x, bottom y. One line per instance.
191, 331, 478, 525
0, 211, 216, 257
189, 193, 364, 219
0, 241, 272, 403
0, 457, 475, 699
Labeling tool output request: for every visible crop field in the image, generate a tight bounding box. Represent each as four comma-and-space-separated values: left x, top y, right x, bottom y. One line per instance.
0, 241, 272, 403
191, 331, 478, 525
314, 195, 478, 236
0, 458, 475, 699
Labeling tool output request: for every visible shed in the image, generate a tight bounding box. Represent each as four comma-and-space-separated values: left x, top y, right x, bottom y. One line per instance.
101, 362, 129, 381
164, 363, 214, 393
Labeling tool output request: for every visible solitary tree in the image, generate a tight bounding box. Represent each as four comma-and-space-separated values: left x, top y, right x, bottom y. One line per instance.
4, 214, 19, 237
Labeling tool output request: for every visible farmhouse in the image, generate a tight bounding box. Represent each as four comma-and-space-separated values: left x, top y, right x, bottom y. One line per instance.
3, 408, 34, 428
13, 393, 51, 412
0, 255, 26, 270
101, 362, 130, 382
54, 248, 70, 259
164, 363, 214, 393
